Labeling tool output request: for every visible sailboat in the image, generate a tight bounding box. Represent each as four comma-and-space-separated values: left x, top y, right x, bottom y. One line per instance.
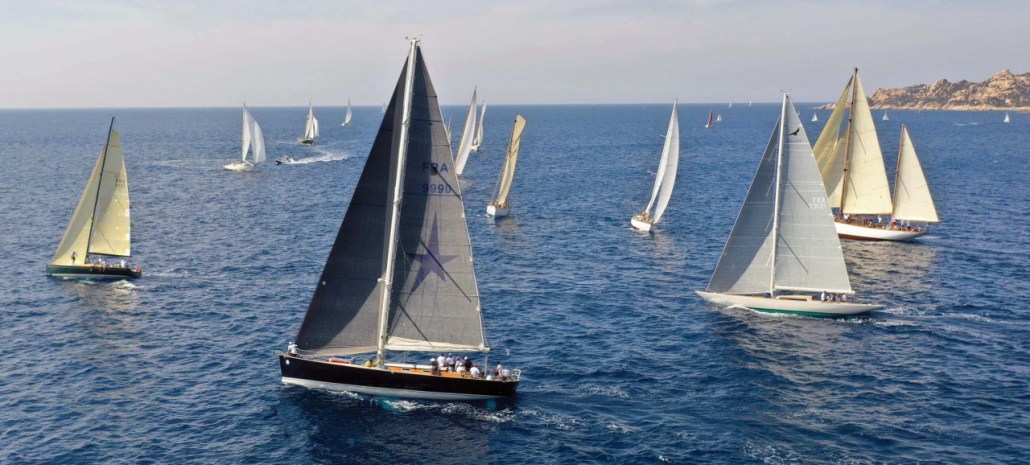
47, 117, 141, 280
812, 112, 819, 122
882, 111, 890, 121
453, 88, 478, 175
224, 104, 266, 171
696, 94, 880, 317
341, 99, 353, 127
486, 114, 527, 218
728, 102, 733, 108
705, 111, 714, 128
813, 68, 936, 241
631, 101, 680, 233
298, 102, 319, 144
716, 114, 723, 123
1004, 112, 1011, 123
277, 39, 520, 400
470, 100, 487, 152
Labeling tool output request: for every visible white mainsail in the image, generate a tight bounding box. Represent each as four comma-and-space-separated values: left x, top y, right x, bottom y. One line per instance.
1004, 112, 1010, 123
491, 114, 527, 207
342, 99, 352, 127
454, 88, 478, 175
891, 125, 939, 223
51, 118, 132, 266
303, 102, 319, 141
471, 100, 487, 152
241, 105, 265, 164
706, 94, 852, 295
642, 102, 680, 224
882, 112, 890, 121
812, 113, 818, 122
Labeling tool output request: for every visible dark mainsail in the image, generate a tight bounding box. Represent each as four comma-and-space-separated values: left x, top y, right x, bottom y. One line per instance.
295, 45, 486, 357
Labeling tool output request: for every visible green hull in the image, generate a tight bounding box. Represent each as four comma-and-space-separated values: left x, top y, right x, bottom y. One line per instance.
46, 264, 141, 280
751, 307, 850, 318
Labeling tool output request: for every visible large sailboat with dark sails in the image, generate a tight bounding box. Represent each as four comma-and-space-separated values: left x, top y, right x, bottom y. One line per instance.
278, 39, 521, 400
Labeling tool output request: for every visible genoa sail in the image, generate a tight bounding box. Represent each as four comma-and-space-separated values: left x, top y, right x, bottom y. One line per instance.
491, 114, 527, 208
891, 125, 939, 223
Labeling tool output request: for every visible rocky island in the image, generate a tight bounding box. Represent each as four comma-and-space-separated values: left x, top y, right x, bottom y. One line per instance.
867, 69, 1030, 111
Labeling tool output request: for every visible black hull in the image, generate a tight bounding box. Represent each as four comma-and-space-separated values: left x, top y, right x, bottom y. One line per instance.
278, 355, 518, 400
46, 264, 141, 280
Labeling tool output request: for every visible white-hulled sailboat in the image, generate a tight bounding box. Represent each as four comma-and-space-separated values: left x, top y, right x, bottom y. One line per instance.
1004, 112, 1010, 123
716, 114, 722, 123
813, 69, 938, 241
882, 111, 890, 121
631, 101, 680, 232
453, 88, 478, 175
341, 99, 353, 127
486, 114, 527, 218
47, 117, 141, 280
277, 39, 520, 400
470, 100, 487, 152
224, 104, 266, 171
697, 94, 880, 317
705, 110, 714, 128
298, 102, 319, 144
812, 112, 819, 122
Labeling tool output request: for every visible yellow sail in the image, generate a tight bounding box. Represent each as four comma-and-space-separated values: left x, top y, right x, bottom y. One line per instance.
50, 121, 131, 266
892, 125, 939, 222
492, 114, 527, 206
842, 71, 892, 214
813, 77, 851, 204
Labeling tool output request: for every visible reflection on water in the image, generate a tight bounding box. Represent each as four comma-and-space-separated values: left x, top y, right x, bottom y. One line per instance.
843, 240, 938, 296
62, 279, 140, 313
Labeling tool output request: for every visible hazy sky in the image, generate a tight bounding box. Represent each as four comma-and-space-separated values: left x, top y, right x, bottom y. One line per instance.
1, 0, 1026, 108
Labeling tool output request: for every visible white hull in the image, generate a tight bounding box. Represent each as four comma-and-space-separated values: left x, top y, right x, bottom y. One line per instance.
281, 377, 501, 400
630, 217, 653, 232
696, 291, 881, 316
834, 221, 927, 241
223, 161, 254, 171
486, 204, 509, 218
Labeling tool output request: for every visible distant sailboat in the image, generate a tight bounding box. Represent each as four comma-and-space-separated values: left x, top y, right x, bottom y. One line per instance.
453, 88, 478, 175
631, 101, 680, 233
47, 117, 141, 280
812, 112, 819, 122
381, 102, 387, 113
298, 102, 319, 144
1004, 112, 1011, 123
470, 100, 487, 152
728, 102, 733, 108
696, 94, 880, 317
882, 111, 890, 121
225, 104, 266, 171
277, 39, 520, 400
705, 111, 714, 128
486, 114, 527, 218
341, 99, 353, 127
444, 117, 453, 143
813, 68, 935, 241
748, 100, 752, 107
716, 114, 722, 123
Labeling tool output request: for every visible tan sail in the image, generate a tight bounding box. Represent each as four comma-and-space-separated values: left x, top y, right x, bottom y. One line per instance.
892, 125, 939, 222
51, 121, 131, 266
813, 77, 852, 204
492, 114, 527, 207
841, 71, 892, 214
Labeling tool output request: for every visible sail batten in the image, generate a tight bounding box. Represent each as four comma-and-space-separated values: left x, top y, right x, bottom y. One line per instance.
295, 42, 486, 357
892, 125, 939, 222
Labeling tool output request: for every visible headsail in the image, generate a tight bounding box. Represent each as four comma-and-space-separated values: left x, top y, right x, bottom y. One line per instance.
342, 99, 353, 127
471, 100, 487, 152
242, 105, 265, 164
51, 118, 131, 265
294, 41, 486, 357
453, 89, 478, 175
891, 125, 939, 222
491, 115, 527, 207
813, 76, 852, 205
643, 102, 680, 224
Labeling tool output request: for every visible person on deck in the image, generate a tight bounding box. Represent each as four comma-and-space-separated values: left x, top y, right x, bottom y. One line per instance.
464, 357, 473, 372
469, 364, 480, 379
71, 251, 78, 264
287, 341, 299, 356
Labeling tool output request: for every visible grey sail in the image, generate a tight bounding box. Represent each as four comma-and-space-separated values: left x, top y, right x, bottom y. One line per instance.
773, 96, 852, 294
294, 47, 485, 357
705, 113, 779, 295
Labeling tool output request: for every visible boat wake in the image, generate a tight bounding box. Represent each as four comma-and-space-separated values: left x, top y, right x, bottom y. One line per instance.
375, 398, 517, 423
952, 122, 980, 127
281, 150, 352, 165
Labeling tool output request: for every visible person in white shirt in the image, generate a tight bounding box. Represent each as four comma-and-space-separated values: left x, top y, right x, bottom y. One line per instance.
287, 341, 299, 356
469, 364, 480, 379
436, 353, 445, 370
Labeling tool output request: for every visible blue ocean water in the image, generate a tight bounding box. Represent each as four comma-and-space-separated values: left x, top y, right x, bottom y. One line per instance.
0, 104, 1027, 464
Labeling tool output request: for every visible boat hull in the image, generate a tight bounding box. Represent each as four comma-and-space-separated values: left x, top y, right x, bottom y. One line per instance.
486, 204, 509, 218
631, 217, 653, 232
223, 161, 254, 171
834, 221, 927, 241
46, 264, 141, 280
696, 291, 880, 317
278, 354, 518, 400
298, 138, 314, 145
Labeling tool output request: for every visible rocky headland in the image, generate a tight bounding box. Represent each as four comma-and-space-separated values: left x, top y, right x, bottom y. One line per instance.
826, 69, 1030, 111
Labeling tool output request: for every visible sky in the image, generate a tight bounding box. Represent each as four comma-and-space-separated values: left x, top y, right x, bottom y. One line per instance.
1, 0, 1027, 108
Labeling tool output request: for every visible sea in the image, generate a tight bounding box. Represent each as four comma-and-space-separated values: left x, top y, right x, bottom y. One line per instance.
0, 103, 1026, 464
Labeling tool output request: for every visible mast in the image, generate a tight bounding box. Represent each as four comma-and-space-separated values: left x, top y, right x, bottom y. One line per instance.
375, 38, 418, 367
769, 95, 787, 296
839, 68, 859, 212
87, 117, 116, 255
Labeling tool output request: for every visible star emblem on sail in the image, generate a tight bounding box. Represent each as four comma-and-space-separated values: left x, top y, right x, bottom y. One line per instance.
407, 215, 458, 290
